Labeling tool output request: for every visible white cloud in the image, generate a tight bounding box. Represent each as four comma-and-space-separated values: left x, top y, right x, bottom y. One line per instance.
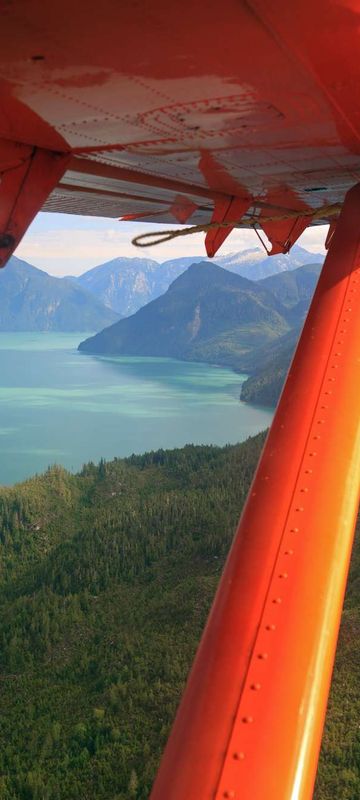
296, 226, 328, 254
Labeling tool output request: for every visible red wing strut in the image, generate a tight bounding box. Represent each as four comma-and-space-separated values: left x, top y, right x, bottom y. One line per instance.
150, 183, 360, 800
0, 2, 358, 796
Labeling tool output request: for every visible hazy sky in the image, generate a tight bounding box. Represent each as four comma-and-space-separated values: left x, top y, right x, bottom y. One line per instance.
15, 212, 329, 278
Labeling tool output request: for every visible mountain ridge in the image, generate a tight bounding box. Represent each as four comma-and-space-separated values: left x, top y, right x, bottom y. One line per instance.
79, 261, 321, 374
75, 245, 324, 317
0, 257, 119, 332
238, 262, 322, 404
78, 261, 292, 367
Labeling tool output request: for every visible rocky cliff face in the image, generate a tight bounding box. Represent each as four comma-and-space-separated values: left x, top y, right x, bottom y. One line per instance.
76, 257, 186, 316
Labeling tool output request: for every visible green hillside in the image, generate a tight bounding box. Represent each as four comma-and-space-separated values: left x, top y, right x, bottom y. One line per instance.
260, 262, 321, 309
0, 435, 358, 799
79, 262, 290, 367
240, 264, 322, 406
0, 257, 118, 332
240, 328, 300, 406
79, 262, 322, 390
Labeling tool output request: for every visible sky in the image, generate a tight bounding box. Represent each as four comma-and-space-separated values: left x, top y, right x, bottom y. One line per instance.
15, 212, 329, 278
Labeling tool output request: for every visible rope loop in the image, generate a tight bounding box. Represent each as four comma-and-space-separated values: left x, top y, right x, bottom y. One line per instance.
132, 224, 210, 248
131, 203, 342, 250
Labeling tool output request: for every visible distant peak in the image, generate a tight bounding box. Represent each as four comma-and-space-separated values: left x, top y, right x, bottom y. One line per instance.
171, 260, 225, 282
167, 259, 254, 293
187, 260, 220, 271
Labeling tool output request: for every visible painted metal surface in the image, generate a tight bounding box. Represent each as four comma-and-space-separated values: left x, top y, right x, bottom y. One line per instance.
205, 197, 251, 257
0, 1, 359, 253
0, 3, 358, 795
0, 144, 69, 265
150, 184, 360, 799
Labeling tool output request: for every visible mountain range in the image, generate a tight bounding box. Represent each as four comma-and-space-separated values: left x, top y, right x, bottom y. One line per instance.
0, 252, 321, 406
79, 261, 289, 364
75, 245, 323, 317
0, 246, 322, 334
0, 257, 118, 332
79, 261, 321, 384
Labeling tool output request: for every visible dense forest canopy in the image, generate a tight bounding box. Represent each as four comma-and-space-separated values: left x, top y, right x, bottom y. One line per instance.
0, 434, 358, 799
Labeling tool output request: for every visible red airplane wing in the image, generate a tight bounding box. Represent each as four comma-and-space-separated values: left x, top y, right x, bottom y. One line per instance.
0, 4, 359, 800
0, 0, 359, 260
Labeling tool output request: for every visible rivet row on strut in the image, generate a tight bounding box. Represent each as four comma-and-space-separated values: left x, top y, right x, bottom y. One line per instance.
215, 256, 360, 800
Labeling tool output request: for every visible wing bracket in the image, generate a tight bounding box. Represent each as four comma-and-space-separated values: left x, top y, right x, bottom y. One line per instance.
0, 141, 69, 267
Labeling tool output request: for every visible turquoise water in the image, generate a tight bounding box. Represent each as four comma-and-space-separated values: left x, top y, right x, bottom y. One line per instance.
0, 333, 273, 485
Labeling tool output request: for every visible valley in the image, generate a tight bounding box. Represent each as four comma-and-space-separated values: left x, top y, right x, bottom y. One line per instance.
0, 245, 357, 799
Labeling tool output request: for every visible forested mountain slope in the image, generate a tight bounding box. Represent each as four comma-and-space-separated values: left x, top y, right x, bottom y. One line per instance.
259, 261, 321, 328
0, 257, 118, 332
0, 435, 358, 799
79, 261, 322, 390
240, 328, 301, 406
239, 264, 322, 405
79, 262, 291, 366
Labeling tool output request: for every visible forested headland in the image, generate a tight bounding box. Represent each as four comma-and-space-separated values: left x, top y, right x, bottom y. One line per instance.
0, 434, 358, 799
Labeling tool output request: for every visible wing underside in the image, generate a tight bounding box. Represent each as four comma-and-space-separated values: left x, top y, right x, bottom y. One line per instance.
0, 0, 359, 260
0, 4, 359, 799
